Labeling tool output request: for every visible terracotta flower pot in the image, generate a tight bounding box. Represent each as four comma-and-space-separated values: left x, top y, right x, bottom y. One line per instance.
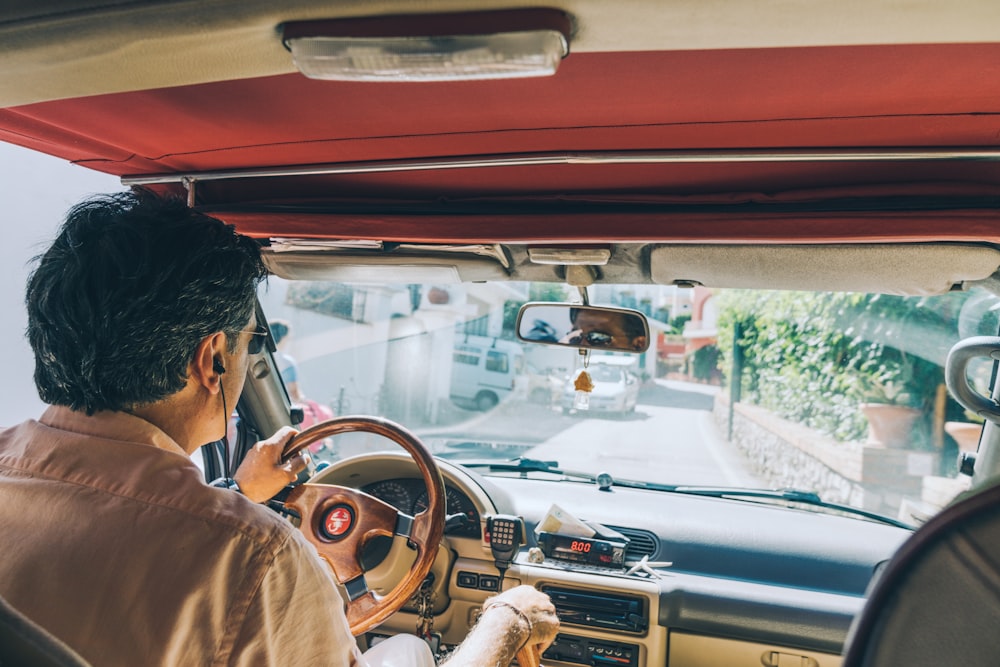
945, 421, 983, 453
860, 403, 921, 448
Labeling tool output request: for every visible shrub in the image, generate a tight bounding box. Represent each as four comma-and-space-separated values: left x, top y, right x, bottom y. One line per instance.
691, 344, 720, 381
716, 290, 966, 442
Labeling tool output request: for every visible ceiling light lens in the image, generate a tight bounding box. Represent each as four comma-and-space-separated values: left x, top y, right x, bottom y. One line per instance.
288, 30, 568, 82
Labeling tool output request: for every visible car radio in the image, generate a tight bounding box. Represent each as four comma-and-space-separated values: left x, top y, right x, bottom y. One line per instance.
541, 587, 648, 634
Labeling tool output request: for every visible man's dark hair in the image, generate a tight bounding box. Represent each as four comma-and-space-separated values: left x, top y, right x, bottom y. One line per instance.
26, 191, 268, 414
569, 306, 646, 340
620, 312, 647, 340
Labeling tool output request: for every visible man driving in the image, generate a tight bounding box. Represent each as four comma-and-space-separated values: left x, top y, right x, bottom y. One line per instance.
0, 192, 558, 666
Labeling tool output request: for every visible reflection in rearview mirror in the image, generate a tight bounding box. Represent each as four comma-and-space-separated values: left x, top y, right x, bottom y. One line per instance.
515, 303, 650, 353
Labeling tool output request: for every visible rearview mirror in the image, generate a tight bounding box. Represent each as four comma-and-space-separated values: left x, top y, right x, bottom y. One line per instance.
515, 303, 650, 353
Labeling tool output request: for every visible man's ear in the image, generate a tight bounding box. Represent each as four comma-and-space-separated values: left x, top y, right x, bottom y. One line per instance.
191, 332, 228, 393
632, 336, 648, 352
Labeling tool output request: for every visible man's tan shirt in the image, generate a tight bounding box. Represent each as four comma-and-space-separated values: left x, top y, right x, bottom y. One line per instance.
0, 406, 361, 666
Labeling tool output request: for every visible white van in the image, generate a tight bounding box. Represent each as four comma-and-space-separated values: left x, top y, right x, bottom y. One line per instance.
450, 336, 523, 411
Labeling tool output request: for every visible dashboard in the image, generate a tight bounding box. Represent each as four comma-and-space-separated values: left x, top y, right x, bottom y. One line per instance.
312, 452, 911, 667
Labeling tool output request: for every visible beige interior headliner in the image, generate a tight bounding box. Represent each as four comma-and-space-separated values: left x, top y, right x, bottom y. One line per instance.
3, 0, 1000, 107
264, 242, 1000, 296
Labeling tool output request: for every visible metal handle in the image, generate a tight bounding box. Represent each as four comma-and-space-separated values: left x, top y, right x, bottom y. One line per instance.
945, 336, 1000, 423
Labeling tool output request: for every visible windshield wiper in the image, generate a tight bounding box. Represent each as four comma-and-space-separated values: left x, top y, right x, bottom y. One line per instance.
457, 458, 911, 529
650, 485, 914, 529
458, 457, 598, 483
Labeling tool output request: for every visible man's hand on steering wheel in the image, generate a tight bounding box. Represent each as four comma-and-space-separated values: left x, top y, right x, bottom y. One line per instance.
233, 426, 309, 503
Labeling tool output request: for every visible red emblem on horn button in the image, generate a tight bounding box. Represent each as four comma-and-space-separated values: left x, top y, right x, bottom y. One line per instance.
320, 505, 354, 540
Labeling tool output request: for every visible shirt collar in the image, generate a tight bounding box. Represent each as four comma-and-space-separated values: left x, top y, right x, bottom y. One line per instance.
40, 405, 188, 457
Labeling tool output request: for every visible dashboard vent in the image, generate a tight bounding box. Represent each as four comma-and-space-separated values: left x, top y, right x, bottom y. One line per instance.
608, 526, 659, 561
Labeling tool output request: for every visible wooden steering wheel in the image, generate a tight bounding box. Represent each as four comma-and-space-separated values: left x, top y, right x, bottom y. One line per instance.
281, 416, 446, 636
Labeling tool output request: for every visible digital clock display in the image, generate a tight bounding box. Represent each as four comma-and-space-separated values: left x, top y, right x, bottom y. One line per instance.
570, 540, 592, 553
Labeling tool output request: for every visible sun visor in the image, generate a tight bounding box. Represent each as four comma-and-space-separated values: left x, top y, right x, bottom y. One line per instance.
650, 244, 1000, 295
261, 248, 509, 283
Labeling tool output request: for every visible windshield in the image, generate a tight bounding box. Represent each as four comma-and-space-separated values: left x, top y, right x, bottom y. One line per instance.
259, 279, 998, 524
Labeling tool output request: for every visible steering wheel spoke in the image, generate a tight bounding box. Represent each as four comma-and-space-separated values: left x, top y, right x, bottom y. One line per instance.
280, 416, 445, 636
410, 507, 442, 547
393, 511, 416, 541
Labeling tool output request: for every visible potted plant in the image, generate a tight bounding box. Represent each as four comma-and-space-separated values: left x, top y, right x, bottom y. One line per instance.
857, 366, 922, 449
945, 410, 985, 453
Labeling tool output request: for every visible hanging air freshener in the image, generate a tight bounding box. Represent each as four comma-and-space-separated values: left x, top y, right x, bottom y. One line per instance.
573, 352, 594, 410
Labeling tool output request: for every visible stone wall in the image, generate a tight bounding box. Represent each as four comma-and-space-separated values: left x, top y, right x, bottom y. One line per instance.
714, 395, 866, 507
714, 394, 969, 520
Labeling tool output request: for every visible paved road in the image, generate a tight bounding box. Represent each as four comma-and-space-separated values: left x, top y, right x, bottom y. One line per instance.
525, 381, 760, 487
414, 379, 762, 488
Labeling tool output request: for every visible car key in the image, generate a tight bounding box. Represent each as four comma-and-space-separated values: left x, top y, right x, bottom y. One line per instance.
487, 514, 524, 587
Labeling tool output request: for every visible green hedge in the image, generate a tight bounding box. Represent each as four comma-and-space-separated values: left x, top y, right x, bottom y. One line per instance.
715, 290, 972, 443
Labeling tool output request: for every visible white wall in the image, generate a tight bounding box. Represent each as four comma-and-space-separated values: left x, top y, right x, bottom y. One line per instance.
0, 143, 123, 426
